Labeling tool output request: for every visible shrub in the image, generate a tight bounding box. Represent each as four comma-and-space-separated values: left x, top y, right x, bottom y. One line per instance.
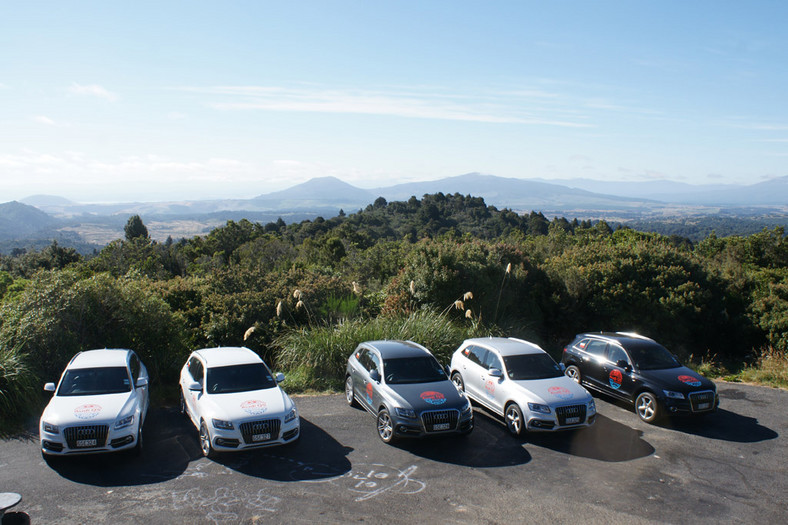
0, 345, 38, 432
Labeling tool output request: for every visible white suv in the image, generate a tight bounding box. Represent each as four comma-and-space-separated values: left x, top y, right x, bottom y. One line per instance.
179, 347, 300, 457
450, 337, 595, 436
39, 349, 150, 456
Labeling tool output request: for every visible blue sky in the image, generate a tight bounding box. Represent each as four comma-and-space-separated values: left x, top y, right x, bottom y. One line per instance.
2, 1, 787, 202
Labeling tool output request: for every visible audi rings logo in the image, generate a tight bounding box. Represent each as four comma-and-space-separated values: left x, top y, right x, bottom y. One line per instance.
77, 428, 96, 438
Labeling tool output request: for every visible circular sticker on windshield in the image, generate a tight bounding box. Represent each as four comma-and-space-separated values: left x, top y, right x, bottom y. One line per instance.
548, 386, 574, 400
678, 375, 702, 387
74, 404, 102, 419
241, 400, 268, 415
420, 391, 447, 405
609, 369, 623, 390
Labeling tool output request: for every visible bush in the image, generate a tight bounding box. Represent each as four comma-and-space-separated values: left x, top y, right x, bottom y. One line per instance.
0, 345, 38, 433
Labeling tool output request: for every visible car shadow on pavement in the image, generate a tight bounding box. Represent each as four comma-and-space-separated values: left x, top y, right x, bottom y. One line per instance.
43, 407, 195, 486
212, 417, 352, 482
654, 408, 779, 442
393, 413, 532, 467
527, 413, 654, 462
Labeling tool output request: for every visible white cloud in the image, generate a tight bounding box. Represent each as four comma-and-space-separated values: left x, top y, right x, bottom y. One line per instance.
69, 82, 119, 101
33, 115, 57, 126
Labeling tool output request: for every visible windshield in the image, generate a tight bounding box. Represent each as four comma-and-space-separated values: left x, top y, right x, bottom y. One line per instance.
383, 356, 446, 385
503, 353, 564, 380
206, 363, 277, 394
627, 342, 681, 370
57, 367, 131, 396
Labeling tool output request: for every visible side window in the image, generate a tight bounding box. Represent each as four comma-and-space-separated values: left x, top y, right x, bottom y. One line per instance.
369, 352, 382, 374
188, 357, 204, 383
585, 340, 608, 357
467, 346, 488, 367
129, 354, 140, 382
484, 351, 502, 371
607, 345, 629, 366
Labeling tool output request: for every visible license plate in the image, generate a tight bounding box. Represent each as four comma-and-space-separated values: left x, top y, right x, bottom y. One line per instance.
566, 417, 580, 424
434, 423, 450, 431
252, 433, 271, 442
698, 403, 710, 410
76, 439, 97, 447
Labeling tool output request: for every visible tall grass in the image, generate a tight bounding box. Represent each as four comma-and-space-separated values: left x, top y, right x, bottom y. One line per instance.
737, 347, 788, 389
0, 346, 38, 434
274, 308, 490, 392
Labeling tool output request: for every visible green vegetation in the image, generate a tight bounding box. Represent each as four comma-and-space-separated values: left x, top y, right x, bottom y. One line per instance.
0, 192, 786, 431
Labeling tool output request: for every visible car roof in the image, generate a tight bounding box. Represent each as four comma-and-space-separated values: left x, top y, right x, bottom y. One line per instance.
576, 332, 656, 347
68, 349, 131, 369
360, 340, 432, 359
462, 337, 546, 357
193, 347, 263, 367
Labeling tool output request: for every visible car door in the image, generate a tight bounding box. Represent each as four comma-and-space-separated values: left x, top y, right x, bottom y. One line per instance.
129, 352, 149, 420
579, 339, 609, 391
353, 348, 381, 410
602, 344, 636, 401
183, 356, 204, 426
459, 345, 488, 401
481, 350, 507, 414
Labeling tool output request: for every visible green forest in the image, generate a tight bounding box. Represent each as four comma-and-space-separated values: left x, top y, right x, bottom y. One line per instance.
1, 193, 786, 431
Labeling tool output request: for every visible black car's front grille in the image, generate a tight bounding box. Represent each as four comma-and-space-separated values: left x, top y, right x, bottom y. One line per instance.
239, 419, 281, 444
555, 405, 587, 426
421, 409, 459, 432
688, 390, 715, 412
64, 425, 109, 449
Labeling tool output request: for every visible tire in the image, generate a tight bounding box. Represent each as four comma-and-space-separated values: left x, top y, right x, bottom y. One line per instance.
199, 421, 215, 458
565, 364, 582, 384
376, 409, 397, 444
345, 376, 358, 407
451, 372, 465, 392
635, 392, 660, 423
505, 403, 525, 437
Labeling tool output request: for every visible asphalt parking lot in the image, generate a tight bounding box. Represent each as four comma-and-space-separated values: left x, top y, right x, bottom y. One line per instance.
1, 381, 786, 524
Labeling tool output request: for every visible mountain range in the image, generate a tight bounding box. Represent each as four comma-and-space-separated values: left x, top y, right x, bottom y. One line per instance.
4, 173, 787, 249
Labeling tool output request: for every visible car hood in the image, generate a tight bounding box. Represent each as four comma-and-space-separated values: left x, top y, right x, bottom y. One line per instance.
511, 376, 592, 406
202, 387, 291, 421
41, 392, 135, 426
387, 380, 466, 412
639, 366, 716, 392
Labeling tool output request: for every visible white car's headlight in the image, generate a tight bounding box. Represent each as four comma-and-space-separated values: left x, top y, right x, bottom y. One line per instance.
114, 415, 134, 430
395, 407, 416, 419
212, 418, 234, 430
284, 407, 298, 423
527, 403, 552, 414
42, 421, 59, 434
663, 390, 685, 400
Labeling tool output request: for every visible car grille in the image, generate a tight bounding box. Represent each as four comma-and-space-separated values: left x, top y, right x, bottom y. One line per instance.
421, 409, 459, 433
555, 405, 587, 426
64, 425, 109, 449
239, 419, 281, 444
688, 390, 716, 412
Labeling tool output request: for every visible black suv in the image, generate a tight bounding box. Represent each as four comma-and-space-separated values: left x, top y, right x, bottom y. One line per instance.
561, 332, 718, 423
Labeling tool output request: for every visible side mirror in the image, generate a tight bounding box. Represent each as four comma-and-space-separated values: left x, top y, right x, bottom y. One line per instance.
188, 381, 202, 392
44, 382, 56, 392
616, 360, 632, 372
135, 377, 149, 388
369, 369, 381, 383
444, 364, 451, 376
488, 368, 503, 378
275, 372, 285, 383
559, 363, 566, 372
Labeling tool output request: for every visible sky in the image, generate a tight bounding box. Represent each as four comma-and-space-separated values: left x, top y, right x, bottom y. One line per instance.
2, 1, 787, 203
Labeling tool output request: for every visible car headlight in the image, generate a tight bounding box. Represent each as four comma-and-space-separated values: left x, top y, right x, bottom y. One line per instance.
461, 400, 472, 416
588, 399, 596, 413
663, 390, 685, 400
212, 418, 234, 430
114, 415, 135, 430
527, 403, 551, 414
284, 407, 298, 423
395, 407, 416, 419
42, 421, 59, 434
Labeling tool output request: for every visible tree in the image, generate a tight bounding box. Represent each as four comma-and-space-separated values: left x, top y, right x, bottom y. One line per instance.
124, 215, 149, 241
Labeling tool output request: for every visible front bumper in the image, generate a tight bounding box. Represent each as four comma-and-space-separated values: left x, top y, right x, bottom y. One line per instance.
210, 416, 300, 452
391, 408, 474, 438
40, 421, 139, 456
660, 390, 719, 416
526, 404, 596, 432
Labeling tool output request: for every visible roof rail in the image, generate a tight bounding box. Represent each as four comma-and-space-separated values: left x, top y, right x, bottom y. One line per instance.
615, 331, 653, 341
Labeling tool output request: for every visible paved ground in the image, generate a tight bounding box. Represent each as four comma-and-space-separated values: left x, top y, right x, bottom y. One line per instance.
1, 382, 786, 524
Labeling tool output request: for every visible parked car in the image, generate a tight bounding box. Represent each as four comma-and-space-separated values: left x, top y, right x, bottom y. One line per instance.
561, 332, 719, 423
39, 348, 149, 457
179, 347, 300, 457
449, 337, 595, 436
345, 340, 473, 443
